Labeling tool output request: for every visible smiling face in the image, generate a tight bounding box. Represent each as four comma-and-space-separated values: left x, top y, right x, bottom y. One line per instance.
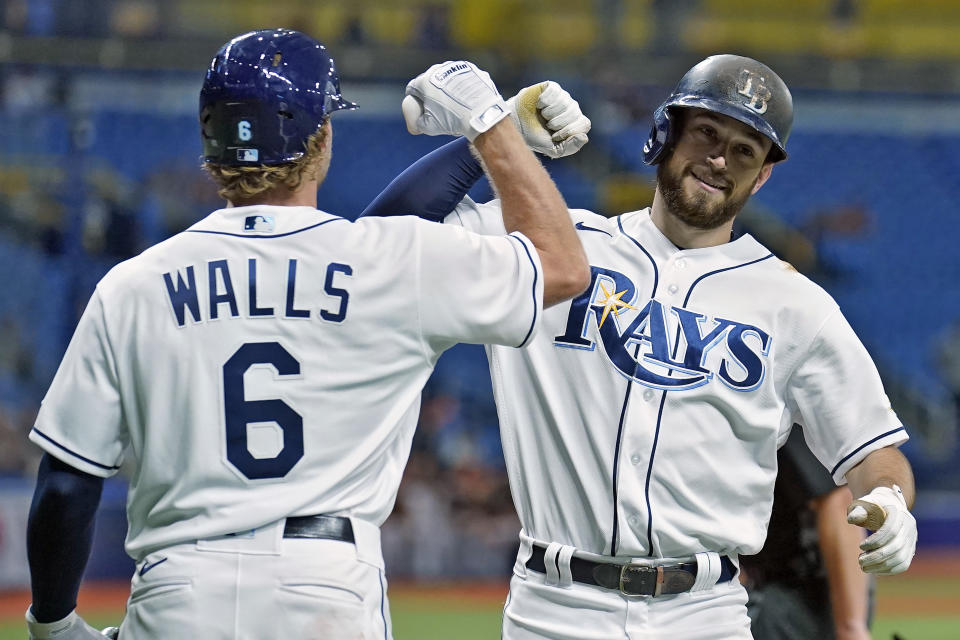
656, 108, 774, 231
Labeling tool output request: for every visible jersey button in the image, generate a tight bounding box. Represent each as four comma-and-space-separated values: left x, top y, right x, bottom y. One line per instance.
667, 284, 679, 294
628, 515, 641, 527
643, 389, 655, 401
676, 258, 687, 269
630, 453, 642, 465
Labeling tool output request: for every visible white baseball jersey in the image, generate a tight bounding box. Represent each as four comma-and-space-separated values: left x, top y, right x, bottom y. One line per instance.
447, 199, 907, 559
30, 204, 543, 561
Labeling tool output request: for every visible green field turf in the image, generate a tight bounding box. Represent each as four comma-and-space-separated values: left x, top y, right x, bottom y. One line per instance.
3, 567, 957, 640
2, 608, 958, 640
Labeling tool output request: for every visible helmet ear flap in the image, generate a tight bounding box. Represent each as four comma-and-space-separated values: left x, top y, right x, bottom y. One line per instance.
642, 105, 674, 165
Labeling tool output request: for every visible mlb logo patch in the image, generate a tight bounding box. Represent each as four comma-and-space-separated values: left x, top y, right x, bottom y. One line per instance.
244, 215, 275, 232
237, 148, 259, 162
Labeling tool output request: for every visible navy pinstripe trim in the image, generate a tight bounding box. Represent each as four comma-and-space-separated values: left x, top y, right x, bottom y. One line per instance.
682, 253, 775, 307
30, 428, 120, 471
642, 251, 775, 554
830, 427, 907, 477
186, 217, 346, 239
509, 234, 539, 348
644, 392, 670, 556
610, 343, 640, 556
610, 215, 659, 556
379, 570, 388, 640
617, 216, 659, 295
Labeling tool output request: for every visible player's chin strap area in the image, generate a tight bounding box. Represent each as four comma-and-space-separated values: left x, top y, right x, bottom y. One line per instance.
525, 544, 736, 597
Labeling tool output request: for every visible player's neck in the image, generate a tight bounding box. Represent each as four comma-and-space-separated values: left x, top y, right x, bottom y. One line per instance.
649, 195, 735, 250
227, 179, 319, 209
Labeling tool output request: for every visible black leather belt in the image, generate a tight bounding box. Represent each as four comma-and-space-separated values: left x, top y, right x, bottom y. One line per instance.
283, 514, 354, 543
526, 544, 736, 597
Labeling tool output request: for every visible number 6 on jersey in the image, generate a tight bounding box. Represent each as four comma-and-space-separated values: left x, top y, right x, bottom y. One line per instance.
223, 342, 303, 480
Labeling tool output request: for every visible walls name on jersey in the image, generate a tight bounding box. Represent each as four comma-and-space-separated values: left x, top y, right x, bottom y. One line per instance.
554, 266, 771, 392
162, 258, 352, 327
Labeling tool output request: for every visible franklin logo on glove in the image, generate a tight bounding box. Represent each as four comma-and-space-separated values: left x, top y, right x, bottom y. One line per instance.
432, 62, 470, 84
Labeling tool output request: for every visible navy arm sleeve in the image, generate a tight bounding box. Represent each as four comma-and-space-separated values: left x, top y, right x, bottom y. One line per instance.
359, 137, 483, 221
27, 453, 105, 622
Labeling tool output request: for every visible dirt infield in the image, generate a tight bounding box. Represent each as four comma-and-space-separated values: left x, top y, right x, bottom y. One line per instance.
2, 548, 957, 619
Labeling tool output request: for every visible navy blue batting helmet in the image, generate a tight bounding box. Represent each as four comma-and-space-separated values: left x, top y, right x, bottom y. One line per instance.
200, 29, 357, 166
642, 54, 792, 165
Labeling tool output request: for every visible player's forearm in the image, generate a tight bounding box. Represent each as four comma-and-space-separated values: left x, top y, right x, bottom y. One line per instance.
844, 445, 915, 507
27, 455, 104, 622
473, 120, 589, 306
816, 488, 872, 639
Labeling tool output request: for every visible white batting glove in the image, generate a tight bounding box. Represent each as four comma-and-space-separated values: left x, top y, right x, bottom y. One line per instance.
846, 484, 917, 575
506, 81, 591, 158
402, 61, 511, 141
26, 607, 113, 639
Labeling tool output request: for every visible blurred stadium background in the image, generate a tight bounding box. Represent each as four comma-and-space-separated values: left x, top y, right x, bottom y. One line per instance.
0, 0, 959, 637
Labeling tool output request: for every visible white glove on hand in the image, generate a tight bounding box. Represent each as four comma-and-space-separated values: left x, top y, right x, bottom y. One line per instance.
402, 61, 510, 141
26, 608, 112, 640
507, 81, 591, 158
846, 484, 917, 575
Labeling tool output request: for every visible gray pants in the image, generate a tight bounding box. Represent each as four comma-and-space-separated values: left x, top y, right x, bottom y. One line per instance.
747, 578, 875, 640
747, 583, 833, 640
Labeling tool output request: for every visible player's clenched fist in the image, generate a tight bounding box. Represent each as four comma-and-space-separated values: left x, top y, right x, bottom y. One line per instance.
402, 61, 511, 141
507, 81, 591, 158
846, 484, 917, 575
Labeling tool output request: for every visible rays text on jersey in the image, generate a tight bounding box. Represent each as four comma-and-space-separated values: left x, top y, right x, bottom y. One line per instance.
554, 266, 771, 391
162, 258, 352, 327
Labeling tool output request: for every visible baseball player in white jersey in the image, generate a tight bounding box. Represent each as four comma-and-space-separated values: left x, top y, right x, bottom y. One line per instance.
361, 55, 918, 639
23, 30, 590, 640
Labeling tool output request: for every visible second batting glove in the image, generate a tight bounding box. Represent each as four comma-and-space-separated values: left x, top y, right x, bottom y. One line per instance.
507, 81, 591, 158
402, 61, 511, 141
847, 484, 917, 575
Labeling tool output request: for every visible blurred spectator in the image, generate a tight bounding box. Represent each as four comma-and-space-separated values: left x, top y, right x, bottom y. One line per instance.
81, 168, 141, 259
935, 320, 960, 427
0, 182, 66, 257
384, 387, 519, 580
417, 3, 451, 49
342, 9, 368, 46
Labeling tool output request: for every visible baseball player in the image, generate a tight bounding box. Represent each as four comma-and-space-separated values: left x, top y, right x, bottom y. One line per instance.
23, 30, 589, 640
361, 54, 918, 639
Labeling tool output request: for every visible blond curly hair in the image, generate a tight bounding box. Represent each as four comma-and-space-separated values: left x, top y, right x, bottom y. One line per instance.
203, 124, 331, 203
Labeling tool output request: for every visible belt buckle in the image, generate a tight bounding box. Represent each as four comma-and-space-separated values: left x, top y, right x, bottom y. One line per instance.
618, 563, 663, 597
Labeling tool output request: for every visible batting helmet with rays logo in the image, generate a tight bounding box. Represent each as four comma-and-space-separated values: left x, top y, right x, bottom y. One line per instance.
642, 54, 793, 165
199, 29, 358, 166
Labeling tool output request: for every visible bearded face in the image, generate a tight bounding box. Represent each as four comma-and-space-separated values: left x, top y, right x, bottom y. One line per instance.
656, 109, 773, 230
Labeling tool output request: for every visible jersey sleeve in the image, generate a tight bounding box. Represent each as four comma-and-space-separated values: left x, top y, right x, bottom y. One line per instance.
444, 197, 507, 235
785, 308, 907, 485
414, 217, 543, 353
29, 290, 127, 478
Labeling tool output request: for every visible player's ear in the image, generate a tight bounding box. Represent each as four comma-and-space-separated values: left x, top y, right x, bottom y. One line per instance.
750, 163, 774, 195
